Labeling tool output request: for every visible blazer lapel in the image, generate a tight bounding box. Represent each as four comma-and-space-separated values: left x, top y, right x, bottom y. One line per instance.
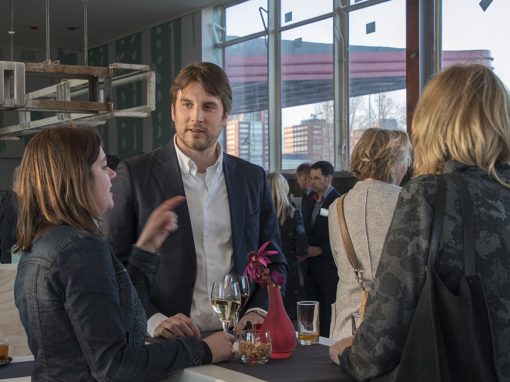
223, 154, 245, 271
152, 143, 196, 260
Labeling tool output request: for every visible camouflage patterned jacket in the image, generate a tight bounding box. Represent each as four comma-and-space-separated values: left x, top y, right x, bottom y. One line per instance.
339, 161, 510, 381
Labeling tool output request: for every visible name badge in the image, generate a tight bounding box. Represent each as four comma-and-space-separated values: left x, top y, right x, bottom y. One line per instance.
320, 208, 329, 217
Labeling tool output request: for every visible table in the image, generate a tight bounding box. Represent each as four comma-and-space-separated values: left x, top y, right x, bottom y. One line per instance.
0, 338, 355, 382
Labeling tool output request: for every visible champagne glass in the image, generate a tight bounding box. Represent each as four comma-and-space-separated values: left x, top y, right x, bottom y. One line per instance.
224, 274, 250, 332
211, 281, 241, 333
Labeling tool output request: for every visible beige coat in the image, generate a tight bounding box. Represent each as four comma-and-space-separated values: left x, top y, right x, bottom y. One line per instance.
329, 179, 401, 339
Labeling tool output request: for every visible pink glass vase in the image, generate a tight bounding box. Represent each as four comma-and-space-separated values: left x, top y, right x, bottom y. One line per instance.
260, 285, 296, 359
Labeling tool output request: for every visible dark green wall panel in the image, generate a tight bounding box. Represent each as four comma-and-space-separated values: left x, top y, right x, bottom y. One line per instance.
88, 45, 110, 152
151, 19, 181, 149
57, 49, 78, 65
115, 33, 143, 159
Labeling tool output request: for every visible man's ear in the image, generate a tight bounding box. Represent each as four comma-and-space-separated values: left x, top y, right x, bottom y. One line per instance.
171, 103, 176, 122
326, 174, 333, 184
222, 112, 229, 127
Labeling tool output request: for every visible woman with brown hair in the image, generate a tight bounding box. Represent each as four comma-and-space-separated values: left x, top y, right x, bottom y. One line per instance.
14, 127, 234, 381
331, 64, 510, 381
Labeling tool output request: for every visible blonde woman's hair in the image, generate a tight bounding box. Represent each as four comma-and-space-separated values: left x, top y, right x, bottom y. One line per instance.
412, 64, 510, 187
16, 127, 103, 250
350, 128, 412, 184
268, 172, 294, 225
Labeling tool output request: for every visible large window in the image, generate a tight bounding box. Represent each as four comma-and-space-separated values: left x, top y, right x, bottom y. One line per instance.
224, 39, 269, 169
225, 0, 267, 41
223, 1, 269, 169
221, 1, 455, 171
281, 18, 334, 170
281, 0, 332, 26
348, 0, 406, 156
222, 0, 410, 171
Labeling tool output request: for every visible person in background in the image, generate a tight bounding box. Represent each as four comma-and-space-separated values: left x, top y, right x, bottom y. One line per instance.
104, 62, 286, 338
328, 128, 411, 340
0, 166, 19, 263
295, 162, 313, 213
303, 160, 340, 337
268, 172, 308, 323
330, 64, 510, 381
106, 153, 121, 171
15, 127, 234, 381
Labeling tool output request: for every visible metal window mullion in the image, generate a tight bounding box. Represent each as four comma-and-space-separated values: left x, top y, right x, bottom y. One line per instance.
435, 0, 442, 73
343, 0, 391, 12
219, 10, 335, 48
279, 12, 335, 33
336, 2, 349, 170
268, 0, 281, 172
419, 0, 440, 90
216, 30, 268, 48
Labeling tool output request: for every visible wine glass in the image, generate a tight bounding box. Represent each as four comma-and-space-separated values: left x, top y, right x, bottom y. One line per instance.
210, 281, 241, 333
224, 274, 250, 332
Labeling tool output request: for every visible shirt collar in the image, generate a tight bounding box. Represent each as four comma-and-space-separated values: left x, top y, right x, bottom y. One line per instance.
313, 185, 333, 202
173, 136, 224, 179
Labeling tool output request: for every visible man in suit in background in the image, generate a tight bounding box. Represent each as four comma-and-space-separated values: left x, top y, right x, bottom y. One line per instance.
303, 160, 340, 337
104, 62, 286, 339
0, 166, 19, 264
295, 162, 313, 214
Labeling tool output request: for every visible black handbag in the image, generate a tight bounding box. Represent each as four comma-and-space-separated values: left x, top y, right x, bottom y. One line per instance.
374, 173, 499, 382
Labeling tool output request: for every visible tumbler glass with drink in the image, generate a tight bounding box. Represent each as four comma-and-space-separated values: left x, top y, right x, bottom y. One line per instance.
296, 301, 320, 345
0, 338, 9, 364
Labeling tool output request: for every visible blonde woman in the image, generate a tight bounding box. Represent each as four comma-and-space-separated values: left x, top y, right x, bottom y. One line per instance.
328, 128, 411, 340
331, 65, 510, 381
268, 172, 308, 323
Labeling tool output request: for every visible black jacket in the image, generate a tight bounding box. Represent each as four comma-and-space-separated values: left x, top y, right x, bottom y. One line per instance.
0, 190, 18, 263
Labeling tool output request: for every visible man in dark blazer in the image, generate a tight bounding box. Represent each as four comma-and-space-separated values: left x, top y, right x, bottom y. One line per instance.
303, 160, 340, 337
104, 62, 285, 339
0, 167, 19, 264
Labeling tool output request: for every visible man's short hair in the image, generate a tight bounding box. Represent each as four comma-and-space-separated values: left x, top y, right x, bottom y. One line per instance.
106, 154, 121, 171
170, 62, 232, 118
296, 162, 311, 176
311, 161, 334, 177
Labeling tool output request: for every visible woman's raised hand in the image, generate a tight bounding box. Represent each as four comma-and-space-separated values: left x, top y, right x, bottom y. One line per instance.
135, 196, 186, 253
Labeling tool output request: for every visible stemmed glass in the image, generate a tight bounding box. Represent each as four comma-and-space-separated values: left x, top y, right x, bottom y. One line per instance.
224, 274, 250, 332
210, 281, 241, 333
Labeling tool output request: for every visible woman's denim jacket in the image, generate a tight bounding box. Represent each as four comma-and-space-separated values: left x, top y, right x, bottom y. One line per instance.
15, 224, 207, 381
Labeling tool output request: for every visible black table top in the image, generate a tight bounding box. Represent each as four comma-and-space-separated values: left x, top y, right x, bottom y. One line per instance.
219, 343, 355, 382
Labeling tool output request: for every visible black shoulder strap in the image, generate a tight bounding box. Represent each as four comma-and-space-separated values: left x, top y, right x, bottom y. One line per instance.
429, 175, 446, 268
428, 173, 476, 274
450, 173, 476, 274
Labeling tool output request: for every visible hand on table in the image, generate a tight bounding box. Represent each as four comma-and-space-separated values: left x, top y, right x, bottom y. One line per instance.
236, 311, 265, 334
135, 196, 186, 253
329, 336, 354, 366
153, 313, 200, 339
203, 331, 236, 363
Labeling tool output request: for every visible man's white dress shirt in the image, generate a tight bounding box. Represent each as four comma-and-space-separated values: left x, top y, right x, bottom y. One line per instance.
147, 139, 233, 335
